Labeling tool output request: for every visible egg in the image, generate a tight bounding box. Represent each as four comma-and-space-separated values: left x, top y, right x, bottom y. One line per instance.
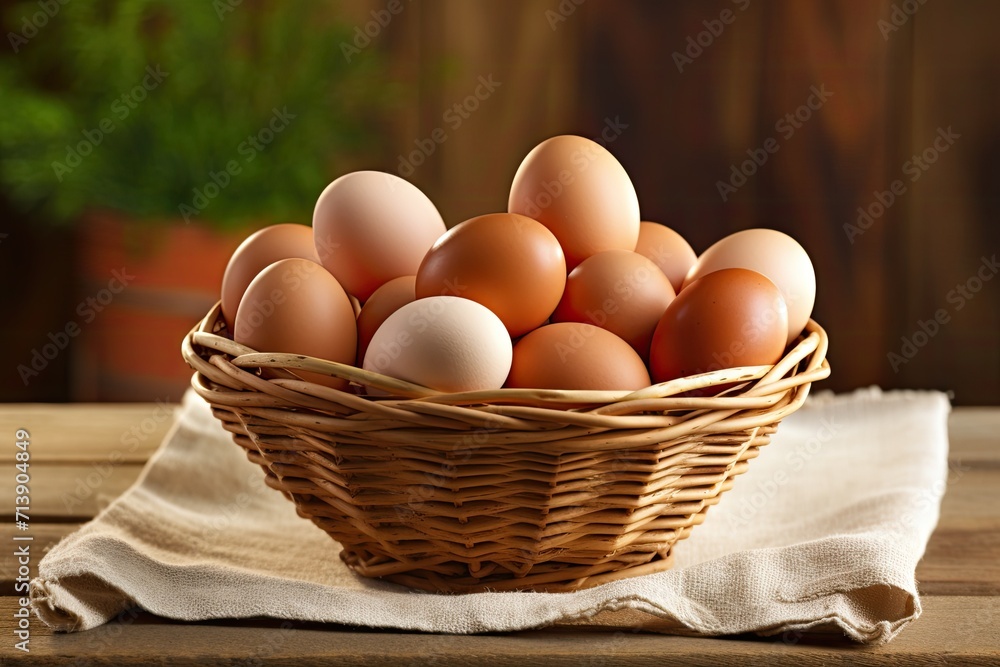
220, 223, 320, 329
312, 171, 446, 301
649, 268, 788, 384
415, 213, 566, 337
506, 322, 650, 391
551, 250, 674, 361
363, 296, 512, 393
234, 258, 357, 390
634, 222, 697, 294
356, 275, 416, 366
683, 228, 815, 345
508, 135, 640, 269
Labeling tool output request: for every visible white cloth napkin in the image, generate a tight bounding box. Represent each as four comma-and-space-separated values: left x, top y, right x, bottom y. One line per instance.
31, 387, 950, 644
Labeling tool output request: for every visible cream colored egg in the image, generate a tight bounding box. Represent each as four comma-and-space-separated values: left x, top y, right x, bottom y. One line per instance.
363, 296, 512, 393
312, 171, 446, 301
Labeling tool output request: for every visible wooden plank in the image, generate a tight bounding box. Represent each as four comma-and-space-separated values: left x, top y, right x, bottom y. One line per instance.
0, 404, 175, 463
399, 0, 583, 228
0, 595, 997, 665
0, 463, 145, 521
948, 408, 1000, 467
918, 467, 1000, 595
0, 524, 76, 592
904, 0, 1000, 405
583, 0, 912, 402
919, 522, 1000, 596
936, 469, 1000, 525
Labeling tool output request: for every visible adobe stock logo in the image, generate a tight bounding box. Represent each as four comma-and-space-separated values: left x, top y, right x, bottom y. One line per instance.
178, 107, 296, 223
887, 254, 998, 372
878, 0, 929, 40
396, 75, 502, 177
6, 0, 69, 53
50, 65, 170, 182
716, 84, 832, 202
339, 0, 411, 63
17, 268, 135, 386
844, 126, 960, 244
545, 0, 585, 31
515, 116, 628, 221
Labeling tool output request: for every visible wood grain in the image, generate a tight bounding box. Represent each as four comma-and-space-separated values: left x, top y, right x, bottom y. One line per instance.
579, 0, 911, 402
0, 403, 175, 463
0, 462, 146, 521
1, 596, 998, 665
382, 0, 582, 228
0, 524, 77, 593
903, 0, 1000, 405
947, 408, 1000, 467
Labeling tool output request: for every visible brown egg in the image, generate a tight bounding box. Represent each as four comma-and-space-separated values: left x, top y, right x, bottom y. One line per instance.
552, 250, 675, 361
508, 135, 640, 269
634, 222, 697, 294
220, 223, 320, 329
234, 258, 357, 390
356, 275, 416, 365
506, 323, 650, 391
416, 213, 566, 337
312, 171, 446, 301
683, 228, 815, 345
649, 268, 788, 384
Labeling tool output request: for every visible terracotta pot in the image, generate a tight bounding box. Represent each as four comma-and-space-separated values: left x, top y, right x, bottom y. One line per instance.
73, 211, 258, 401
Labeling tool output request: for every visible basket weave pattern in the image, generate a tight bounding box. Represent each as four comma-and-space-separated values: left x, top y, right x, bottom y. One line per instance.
183, 303, 829, 593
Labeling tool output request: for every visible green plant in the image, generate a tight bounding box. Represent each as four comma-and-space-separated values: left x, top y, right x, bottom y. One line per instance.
0, 0, 399, 229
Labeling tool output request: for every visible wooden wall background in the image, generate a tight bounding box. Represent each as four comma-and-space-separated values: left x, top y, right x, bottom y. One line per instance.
374, 0, 1000, 404
1, 0, 997, 403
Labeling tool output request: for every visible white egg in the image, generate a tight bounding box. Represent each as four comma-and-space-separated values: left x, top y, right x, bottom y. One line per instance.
363, 296, 512, 393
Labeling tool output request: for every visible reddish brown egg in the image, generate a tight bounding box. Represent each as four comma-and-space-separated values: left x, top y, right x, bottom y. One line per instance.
416, 213, 566, 337
234, 258, 357, 390
508, 135, 640, 269
634, 222, 697, 294
356, 275, 416, 366
682, 228, 815, 345
220, 223, 320, 329
552, 250, 675, 361
649, 268, 788, 384
506, 322, 650, 391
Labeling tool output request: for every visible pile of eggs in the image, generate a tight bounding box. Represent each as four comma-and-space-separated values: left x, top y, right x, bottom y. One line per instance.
220, 134, 816, 395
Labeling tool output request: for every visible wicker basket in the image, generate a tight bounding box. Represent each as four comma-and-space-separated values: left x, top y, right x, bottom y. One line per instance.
182, 302, 829, 593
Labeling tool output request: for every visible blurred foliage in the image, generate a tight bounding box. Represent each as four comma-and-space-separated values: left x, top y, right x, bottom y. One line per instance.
0, 0, 399, 228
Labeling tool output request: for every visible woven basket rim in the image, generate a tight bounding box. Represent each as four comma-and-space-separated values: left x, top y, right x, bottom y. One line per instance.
181, 301, 830, 409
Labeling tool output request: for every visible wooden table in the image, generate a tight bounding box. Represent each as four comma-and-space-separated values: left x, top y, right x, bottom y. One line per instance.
1, 404, 997, 665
